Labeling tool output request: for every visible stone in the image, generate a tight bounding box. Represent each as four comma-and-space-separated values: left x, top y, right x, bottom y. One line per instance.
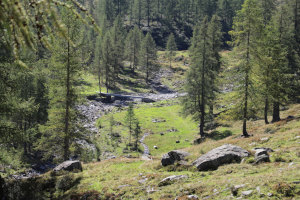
53, 160, 82, 172
176, 140, 180, 143
158, 175, 188, 186
260, 137, 269, 142
187, 194, 199, 199
267, 193, 273, 197
295, 136, 300, 139
161, 150, 190, 166
138, 178, 148, 184
254, 154, 270, 164
253, 147, 274, 153
234, 184, 246, 190
160, 132, 164, 136
154, 146, 158, 149
241, 190, 253, 196
193, 144, 250, 171
254, 149, 268, 158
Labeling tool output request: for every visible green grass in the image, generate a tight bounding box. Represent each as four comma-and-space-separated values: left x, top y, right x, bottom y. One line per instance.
59, 103, 300, 200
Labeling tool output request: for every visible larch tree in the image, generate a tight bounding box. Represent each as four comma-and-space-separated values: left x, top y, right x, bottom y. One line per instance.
183, 16, 221, 137
110, 15, 125, 85
140, 32, 157, 83
207, 15, 222, 119
166, 33, 177, 68
125, 26, 143, 72
230, 0, 264, 137
125, 103, 136, 146
38, 8, 83, 161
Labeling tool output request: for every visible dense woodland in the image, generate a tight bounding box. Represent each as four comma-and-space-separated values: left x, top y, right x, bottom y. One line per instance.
0, 0, 300, 188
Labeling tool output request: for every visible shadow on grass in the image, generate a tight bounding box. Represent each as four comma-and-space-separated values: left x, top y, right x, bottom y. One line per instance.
207, 130, 232, 140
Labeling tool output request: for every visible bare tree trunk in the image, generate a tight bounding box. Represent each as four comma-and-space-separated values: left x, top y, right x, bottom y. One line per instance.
64, 31, 71, 161
264, 96, 269, 124
242, 21, 250, 137
272, 101, 280, 122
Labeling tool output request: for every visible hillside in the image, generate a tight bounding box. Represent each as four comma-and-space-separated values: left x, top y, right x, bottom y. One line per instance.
2, 50, 299, 199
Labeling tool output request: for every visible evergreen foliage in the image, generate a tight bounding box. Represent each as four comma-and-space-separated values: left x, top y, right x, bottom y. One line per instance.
166, 33, 177, 68
140, 33, 158, 83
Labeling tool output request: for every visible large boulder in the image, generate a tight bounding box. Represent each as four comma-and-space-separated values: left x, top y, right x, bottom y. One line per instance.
193, 144, 249, 171
53, 160, 82, 172
161, 150, 190, 166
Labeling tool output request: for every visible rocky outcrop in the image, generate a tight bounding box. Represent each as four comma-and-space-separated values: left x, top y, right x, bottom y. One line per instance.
193, 144, 249, 171
161, 150, 190, 166
53, 160, 82, 172
158, 175, 188, 186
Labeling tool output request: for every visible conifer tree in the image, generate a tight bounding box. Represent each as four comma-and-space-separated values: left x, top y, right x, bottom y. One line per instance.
133, 121, 141, 151
110, 16, 125, 84
140, 33, 157, 83
125, 26, 143, 72
183, 16, 221, 137
101, 32, 113, 93
38, 8, 83, 161
230, 0, 264, 137
166, 33, 177, 68
125, 103, 136, 146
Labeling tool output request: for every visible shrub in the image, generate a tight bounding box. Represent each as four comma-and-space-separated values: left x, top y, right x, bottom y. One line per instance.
56, 174, 80, 191
273, 182, 294, 197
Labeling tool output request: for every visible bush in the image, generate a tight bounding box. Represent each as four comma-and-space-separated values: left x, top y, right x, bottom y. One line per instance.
273, 182, 294, 197
56, 174, 80, 191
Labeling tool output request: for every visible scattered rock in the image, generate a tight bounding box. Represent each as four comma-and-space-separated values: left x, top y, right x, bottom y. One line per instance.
142, 98, 156, 103
118, 184, 131, 189
152, 119, 166, 123
287, 115, 295, 120
187, 194, 199, 199
138, 178, 148, 184
154, 146, 158, 149
167, 128, 178, 132
254, 149, 269, 158
267, 193, 273, 197
160, 132, 164, 136
176, 140, 180, 143
241, 190, 253, 196
295, 136, 300, 139
193, 144, 249, 171
234, 184, 246, 190
253, 147, 274, 153
260, 137, 270, 142
53, 160, 82, 172
158, 175, 188, 186
254, 154, 270, 164
161, 150, 190, 166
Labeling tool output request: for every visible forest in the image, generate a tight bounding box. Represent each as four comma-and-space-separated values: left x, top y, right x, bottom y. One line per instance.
0, 0, 300, 199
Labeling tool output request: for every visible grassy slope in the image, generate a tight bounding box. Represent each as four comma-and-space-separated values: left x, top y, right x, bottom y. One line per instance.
61, 104, 300, 200
64, 51, 300, 199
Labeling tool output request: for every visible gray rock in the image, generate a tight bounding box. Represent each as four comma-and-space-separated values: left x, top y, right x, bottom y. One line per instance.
253, 147, 274, 153
242, 190, 253, 196
254, 149, 268, 158
193, 144, 249, 171
158, 175, 188, 186
161, 150, 190, 166
187, 194, 199, 199
267, 193, 273, 197
254, 154, 270, 164
53, 160, 82, 172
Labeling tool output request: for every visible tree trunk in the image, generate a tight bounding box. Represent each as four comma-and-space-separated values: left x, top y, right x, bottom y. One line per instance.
64, 33, 71, 161
242, 21, 250, 138
200, 33, 206, 138
98, 67, 101, 94
272, 101, 280, 122
264, 96, 269, 124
